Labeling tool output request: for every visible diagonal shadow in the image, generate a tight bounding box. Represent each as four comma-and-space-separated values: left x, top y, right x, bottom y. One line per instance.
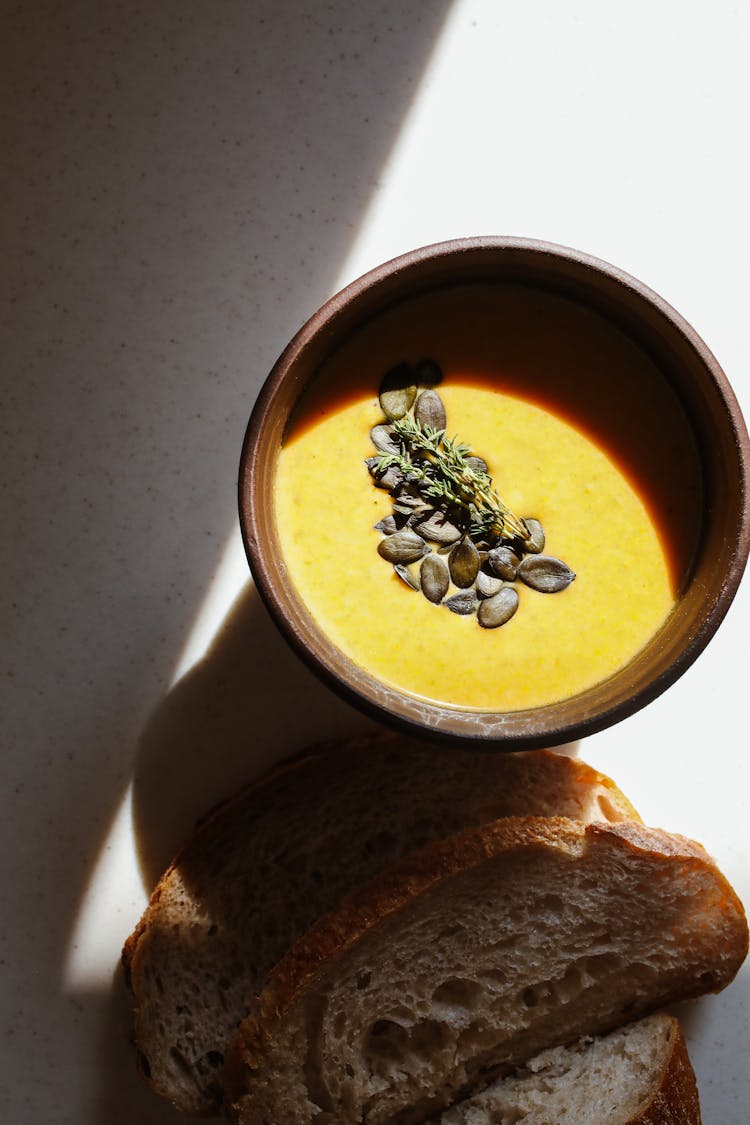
103, 583, 380, 1123
0, 3, 454, 1121
2, 1, 454, 1121
110, 575, 585, 1121
132, 582, 380, 891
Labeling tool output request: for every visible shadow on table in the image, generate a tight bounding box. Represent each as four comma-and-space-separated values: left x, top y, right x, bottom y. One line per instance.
96, 581, 377, 1124
0, 0, 453, 1120
97, 967, 749, 1125
99, 578, 587, 1122
95, 963, 196, 1125
129, 576, 581, 891
131, 581, 379, 890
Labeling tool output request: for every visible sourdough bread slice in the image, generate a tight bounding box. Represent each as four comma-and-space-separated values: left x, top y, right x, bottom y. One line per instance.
224, 818, 747, 1125
122, 736, 637, 1114
435, 1013, 701, 1124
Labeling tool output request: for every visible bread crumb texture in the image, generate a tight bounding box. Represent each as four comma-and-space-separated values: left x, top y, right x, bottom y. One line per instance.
226, 817, 745, 1124
122, 737, 638, 1115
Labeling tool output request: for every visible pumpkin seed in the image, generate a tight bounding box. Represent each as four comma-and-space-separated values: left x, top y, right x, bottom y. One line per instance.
370, 424, 399, 455
403, 509, 434, 527
487, 545, 520, 580
517, 554, 575, 593
374, 514, 398, 535
449, 538, 481, 588
465, 455, 488, 475
524, 517, 546, 554
379, 362, 417, 420
414, 389, 447, 432
445, 590, 478, 616
366, 457, 404, 491
478, 587, 519, 629
396, 501, 430, 519
377, 529, 429, 564
392, 482, 430, 512
413, 508, 463, 544
420, 553, 450, 604
379, 467, 405, 490
476, 569, 503, 598
415, 357, 443, 385
394, 563, 420, 591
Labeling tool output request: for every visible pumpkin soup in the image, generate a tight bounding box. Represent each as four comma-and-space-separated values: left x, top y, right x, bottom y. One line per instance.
273, 285, 702, 712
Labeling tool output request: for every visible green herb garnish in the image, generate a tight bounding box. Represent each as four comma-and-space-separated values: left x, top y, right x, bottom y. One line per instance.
367, 361, 575, 629
375, 414, 530, 543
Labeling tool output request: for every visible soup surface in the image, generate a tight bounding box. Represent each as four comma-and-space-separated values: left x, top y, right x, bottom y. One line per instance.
273, 285, 701, 712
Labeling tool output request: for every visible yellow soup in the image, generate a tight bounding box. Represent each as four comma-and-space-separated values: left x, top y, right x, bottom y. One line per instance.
274, 285, 701, 712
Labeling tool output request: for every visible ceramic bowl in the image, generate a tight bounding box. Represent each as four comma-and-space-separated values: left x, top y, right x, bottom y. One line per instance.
238, 237, 750, 748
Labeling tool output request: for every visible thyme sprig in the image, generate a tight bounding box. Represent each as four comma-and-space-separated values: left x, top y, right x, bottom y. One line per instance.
375, 414, 529, 542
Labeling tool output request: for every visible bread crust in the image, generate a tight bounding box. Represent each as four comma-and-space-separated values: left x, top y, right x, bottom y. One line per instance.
630, 1017, 702, 1124
122, 736, 637, 987
430, 1013, 701, 1125
224, 817, 747, 1119
123, 736, 640, 1114
123, 735, 638, 976
121, 735, 347, 981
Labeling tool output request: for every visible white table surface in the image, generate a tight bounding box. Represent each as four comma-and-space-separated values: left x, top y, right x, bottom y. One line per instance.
2, 2, 748, 1122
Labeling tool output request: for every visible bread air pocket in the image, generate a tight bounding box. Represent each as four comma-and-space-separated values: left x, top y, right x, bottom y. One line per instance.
122, 738, 637, 1116
223, 818, 747, 1125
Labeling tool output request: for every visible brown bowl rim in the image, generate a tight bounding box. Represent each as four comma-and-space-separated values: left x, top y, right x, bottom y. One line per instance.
238, 236, 750, 749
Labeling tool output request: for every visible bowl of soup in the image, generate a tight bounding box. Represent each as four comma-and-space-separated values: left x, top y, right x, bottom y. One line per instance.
238, 238, 750, 748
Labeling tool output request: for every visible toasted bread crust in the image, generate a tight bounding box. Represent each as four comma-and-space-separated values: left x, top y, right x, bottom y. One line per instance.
432, 1013, 701, 1125
124, 736, 638, 975
123, 737, 642, 1115
121, 735, 343, 979
224, 817, 747, 1115
631, 1018, 701, 1124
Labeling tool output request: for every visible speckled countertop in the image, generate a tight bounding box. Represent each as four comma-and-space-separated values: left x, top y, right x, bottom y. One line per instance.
2, 2, 749, 1122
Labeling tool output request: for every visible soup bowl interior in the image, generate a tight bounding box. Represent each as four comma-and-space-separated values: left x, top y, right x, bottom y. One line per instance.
239, 238, 749, 749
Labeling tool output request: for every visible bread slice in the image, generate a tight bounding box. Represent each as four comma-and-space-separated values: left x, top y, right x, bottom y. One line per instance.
224, 818, 747, 1125
435, 1013, 701, 1124
122, 736, 638, 1114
